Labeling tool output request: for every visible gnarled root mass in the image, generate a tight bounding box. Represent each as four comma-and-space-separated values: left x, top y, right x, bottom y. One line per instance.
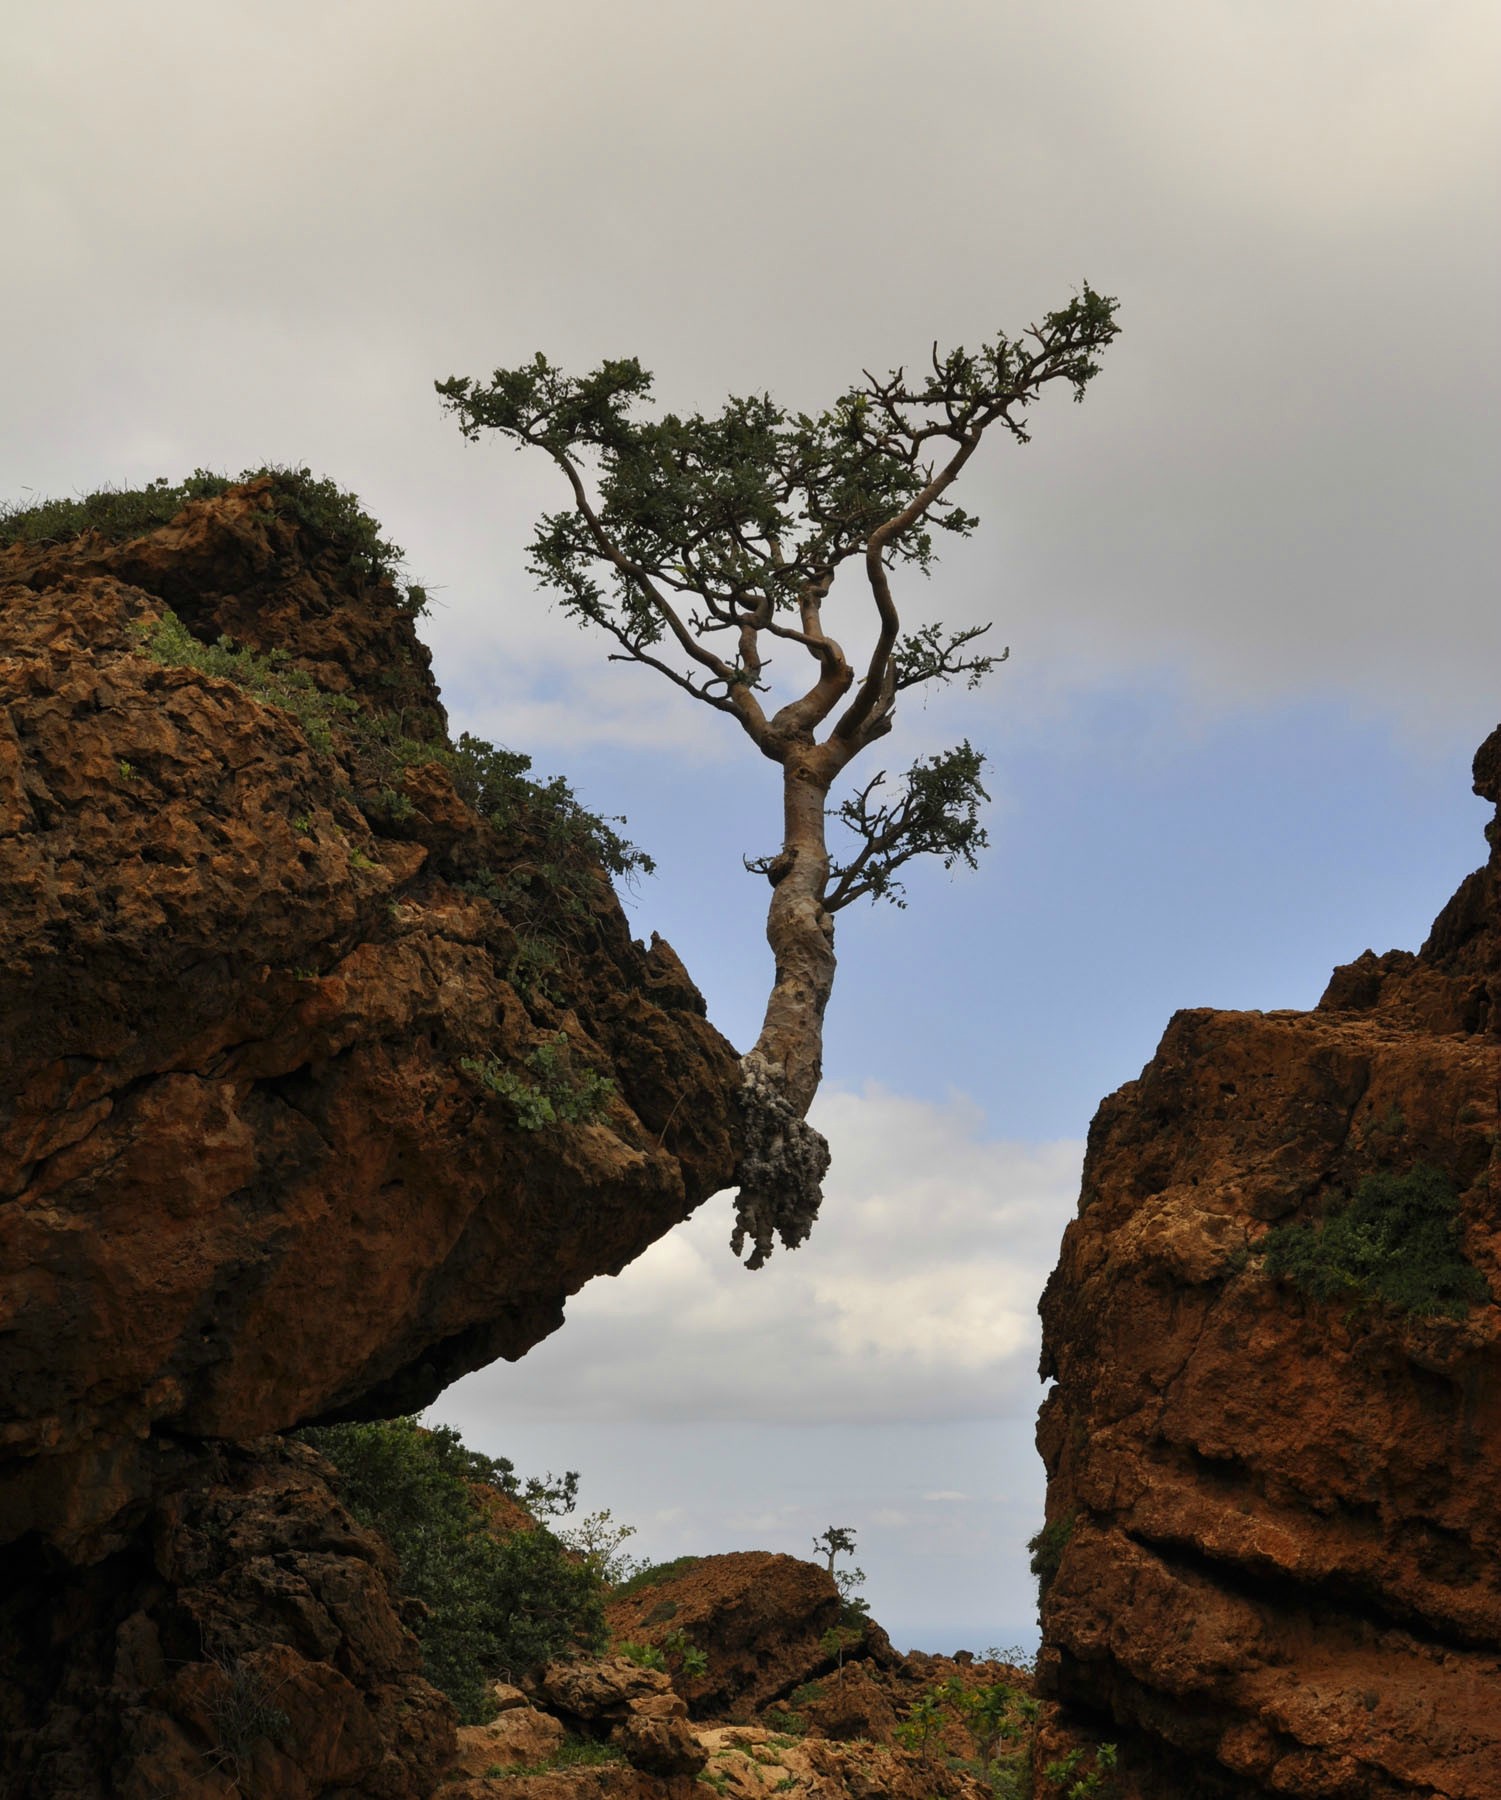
730, 1053, 832, 1270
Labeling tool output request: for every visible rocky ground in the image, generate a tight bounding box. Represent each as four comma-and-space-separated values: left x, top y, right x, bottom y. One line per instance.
431, 1546, 1044, 1800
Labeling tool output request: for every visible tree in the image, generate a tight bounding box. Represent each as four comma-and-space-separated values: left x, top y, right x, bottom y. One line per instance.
437, 287, 1119, 1266
301, 1418, 603, 1723
812, 1524, 860, 1574
558, 1506, 643, 1586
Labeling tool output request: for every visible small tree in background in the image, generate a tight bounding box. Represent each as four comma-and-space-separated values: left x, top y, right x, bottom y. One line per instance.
559, 1507, 643, 1586
438, 289, 1118, 1264
812, 1524, 869, 1612
813, 1522, 870, 1681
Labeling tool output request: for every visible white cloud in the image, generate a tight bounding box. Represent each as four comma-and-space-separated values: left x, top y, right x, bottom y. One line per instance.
443, 1085, 1083, 1427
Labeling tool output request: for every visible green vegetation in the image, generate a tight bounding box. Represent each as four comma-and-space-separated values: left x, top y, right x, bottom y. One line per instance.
612, 1555, 703, 1598
204, 1657, 291, 1789
0, 470, 231, 547
138, 609, 359, 751
1041, 1741, 1119, 1798
0, 465, 430, 615
884, 1668, 1114, 1800
1262, 1165, 1488, 1319
300, 1417, 603, 1724
493, 1735, 626, 1777
460, 1033, 615, 1131
893, 1688, 946, 1762
613, 1630, 708, 1680
670, 1634, 710, 1680
1027, 1514, 1075, 1598
445, 729, 651, 886
141, 606, 652, 896
558, 1507, 642, 1586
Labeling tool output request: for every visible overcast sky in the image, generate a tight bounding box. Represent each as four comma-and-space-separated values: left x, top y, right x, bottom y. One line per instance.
5, 1, 1498, 1649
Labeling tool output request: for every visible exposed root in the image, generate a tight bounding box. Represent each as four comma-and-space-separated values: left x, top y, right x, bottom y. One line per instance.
730, 1053, 831, 1270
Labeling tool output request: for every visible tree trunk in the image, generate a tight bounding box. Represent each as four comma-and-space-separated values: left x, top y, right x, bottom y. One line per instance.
748, 749, 838, 1116
731, 746, 841, 1268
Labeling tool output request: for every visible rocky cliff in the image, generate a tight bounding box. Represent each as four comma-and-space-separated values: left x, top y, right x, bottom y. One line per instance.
1035, 726, 1501, 1798
0, 475, 743, 1794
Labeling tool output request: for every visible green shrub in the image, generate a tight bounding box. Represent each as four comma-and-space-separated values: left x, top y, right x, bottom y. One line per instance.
612, 1555, 703, 1599
446, 729, 654, 887
0, 471, 231, 546
137, 609, 359, 751
1263, 1165, 1488, 1319
1, 464, 430, 614
300, 1418, 604, 1723
461, 1034, 615, 1131
1027, 1514, 1075, 1598
1042, 1741, 1119, 1798
142, 624, 652, 907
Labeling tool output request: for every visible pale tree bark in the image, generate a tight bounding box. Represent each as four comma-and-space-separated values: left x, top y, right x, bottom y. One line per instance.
732, 745, 843, 1268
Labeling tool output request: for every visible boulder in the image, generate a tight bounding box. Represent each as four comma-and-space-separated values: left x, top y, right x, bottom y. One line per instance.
606, 1553, 898, 1720
450, 1705, 566, 1776
0, 480, 741, 1559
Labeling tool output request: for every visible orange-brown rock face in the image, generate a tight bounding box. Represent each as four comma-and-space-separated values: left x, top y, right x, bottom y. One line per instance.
1035, 727, 1501, 1799
0, 481, 742, 1559
604, 1552, 900, 1722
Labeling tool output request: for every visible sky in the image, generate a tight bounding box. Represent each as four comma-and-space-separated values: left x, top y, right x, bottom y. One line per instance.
4, 1, 1498, 1650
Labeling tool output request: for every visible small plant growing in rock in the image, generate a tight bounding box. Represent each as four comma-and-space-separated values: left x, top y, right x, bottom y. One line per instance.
1042, 1741, 1119, 1798
1027, 1514, 1075, 1601
461, 1034, 615, 1131
204, 1656, 291, 1790
1262, 1164, 1488, 1319
819, 1621, 865, 1678
139, 608, 359, 752
659, 1629, 709, 1678
893, 1689, 946, 1764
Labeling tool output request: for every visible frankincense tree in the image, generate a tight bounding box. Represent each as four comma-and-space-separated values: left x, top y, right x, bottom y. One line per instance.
437, 286, 1118, 1267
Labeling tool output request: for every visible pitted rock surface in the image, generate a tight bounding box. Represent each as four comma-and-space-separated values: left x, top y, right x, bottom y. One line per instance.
0, 482, 740, 1558
1034, 724, 1501, 1799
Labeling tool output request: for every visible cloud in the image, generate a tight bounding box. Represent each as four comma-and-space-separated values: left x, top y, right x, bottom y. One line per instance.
4, 1, 1496, 743
449, 1085, 1083, 1426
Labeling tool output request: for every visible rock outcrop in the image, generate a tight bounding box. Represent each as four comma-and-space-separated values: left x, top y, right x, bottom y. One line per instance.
436, 1646, 1007, 1800
0, 477, 743, 1795
1035, 726, 1501, 1798
604, 1552, 900, 1722
0, 1436, 456, 1799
